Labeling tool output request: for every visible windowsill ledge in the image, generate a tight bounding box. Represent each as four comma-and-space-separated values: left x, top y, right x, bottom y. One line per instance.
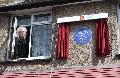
12, 56, 52, 61
0, 57, 52, 66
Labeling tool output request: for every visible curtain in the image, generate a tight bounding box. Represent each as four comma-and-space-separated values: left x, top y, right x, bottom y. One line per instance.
56, 23, 69, 59
96, 18, 110, 57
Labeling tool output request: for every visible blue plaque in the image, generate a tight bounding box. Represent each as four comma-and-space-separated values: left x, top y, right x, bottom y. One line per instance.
73, 27, 92, 45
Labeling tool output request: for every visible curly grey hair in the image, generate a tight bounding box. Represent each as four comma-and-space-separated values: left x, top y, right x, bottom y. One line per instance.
16, 26, 27, 37
17, 26, 27, 32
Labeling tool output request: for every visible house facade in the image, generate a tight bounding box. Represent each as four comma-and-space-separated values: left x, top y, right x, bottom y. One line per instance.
0, 0, 120, 72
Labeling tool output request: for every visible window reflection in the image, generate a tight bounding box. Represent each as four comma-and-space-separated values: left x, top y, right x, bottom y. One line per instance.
33, 13, 51, 22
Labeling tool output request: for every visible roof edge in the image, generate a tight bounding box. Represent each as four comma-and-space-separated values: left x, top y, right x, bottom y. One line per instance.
0, 0, 103, 13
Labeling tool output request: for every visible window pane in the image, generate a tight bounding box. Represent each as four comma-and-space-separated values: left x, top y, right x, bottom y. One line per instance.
33, 13, 51, 22
31, 24, 52, 57
12, 15, 31, 26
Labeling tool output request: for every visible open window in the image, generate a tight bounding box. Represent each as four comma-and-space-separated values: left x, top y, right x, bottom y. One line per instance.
7, 13, 52, 61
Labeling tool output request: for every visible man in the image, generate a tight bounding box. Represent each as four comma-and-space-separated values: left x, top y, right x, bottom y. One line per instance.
13, 26, 29, 59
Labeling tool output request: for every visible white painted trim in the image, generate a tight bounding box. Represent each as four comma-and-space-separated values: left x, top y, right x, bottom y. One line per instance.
11, 17, 17, 53
57, 13, 108, 23
12, 56, 51, 61
57, 16, 80, 23
28, 15, 33, 58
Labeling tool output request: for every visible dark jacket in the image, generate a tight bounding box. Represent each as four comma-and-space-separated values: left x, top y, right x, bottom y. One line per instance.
14, 37, 29, 59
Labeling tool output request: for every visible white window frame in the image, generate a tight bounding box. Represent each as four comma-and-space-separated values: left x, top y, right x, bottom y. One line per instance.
7, 12, 52, 61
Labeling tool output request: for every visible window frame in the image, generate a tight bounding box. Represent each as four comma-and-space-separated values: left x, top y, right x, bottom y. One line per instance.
7, 12, 52, 61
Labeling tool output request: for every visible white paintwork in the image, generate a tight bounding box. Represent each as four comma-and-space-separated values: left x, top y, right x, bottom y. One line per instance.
57, 13, 108, 23
12, 56, 51, 61
11, 17, 17, 53
57, 16, 80, 23
81, 13, 108, 20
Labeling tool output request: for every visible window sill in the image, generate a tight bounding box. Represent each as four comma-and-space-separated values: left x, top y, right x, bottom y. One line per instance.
0, 56, 52, 66
12, 56, 52, 61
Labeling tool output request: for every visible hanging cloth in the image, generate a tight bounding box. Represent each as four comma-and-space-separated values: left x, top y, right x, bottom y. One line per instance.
56, 23, 69, 59
96, 18, 110, 57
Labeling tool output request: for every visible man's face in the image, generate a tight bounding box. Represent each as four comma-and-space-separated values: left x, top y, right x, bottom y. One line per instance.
18, 31, 27, 39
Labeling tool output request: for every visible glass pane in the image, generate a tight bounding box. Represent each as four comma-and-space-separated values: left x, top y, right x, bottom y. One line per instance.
33, 13, 51, 22
31, 24, 52, 57
12, 15, 31, 26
